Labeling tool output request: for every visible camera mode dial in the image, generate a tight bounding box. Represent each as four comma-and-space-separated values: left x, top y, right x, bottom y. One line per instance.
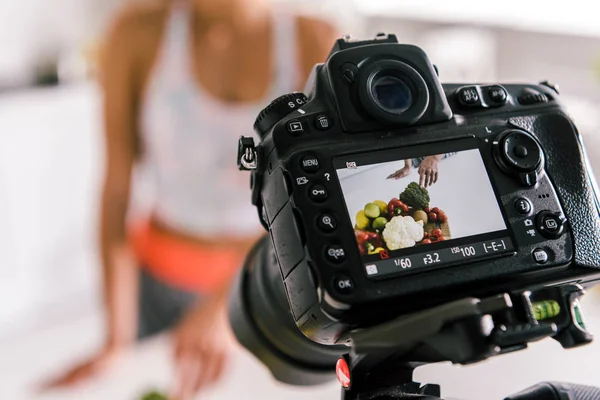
493, 130, 544, 187
254, 92, 308, 137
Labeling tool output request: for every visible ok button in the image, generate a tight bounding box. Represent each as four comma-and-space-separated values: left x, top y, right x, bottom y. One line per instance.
309, 184, 328, 202
334, 276, 354, 294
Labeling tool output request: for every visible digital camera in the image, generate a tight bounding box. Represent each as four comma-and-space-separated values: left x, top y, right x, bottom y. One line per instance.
232, 34, 600, 382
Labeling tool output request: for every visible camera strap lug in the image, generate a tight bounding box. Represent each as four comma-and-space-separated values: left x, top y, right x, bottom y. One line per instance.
238, 136, 259, 171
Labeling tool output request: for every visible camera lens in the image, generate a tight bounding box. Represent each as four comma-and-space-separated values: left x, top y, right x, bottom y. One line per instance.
370, 75, 413, 115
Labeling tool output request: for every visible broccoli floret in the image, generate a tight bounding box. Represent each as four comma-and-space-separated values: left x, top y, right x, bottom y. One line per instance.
399, 182, 430, 209
140, 392, 168, 400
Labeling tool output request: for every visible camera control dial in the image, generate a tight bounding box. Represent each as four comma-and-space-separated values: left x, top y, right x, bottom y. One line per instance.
254, 92, 308, 137
493, 130, 544, 187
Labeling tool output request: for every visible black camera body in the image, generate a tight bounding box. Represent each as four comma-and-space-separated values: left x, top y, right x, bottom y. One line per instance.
240, 34, 600, 347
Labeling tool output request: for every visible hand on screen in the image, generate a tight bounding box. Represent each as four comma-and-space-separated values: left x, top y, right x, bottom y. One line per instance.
386, 166, 411, 180
387, 160, 412, 180
418, 156, 440, 187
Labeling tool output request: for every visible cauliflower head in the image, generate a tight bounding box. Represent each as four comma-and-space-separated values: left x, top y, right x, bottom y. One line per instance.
382, 216, 424, 250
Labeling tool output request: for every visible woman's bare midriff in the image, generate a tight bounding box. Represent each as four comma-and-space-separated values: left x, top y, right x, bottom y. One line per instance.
149, 215, 261, 252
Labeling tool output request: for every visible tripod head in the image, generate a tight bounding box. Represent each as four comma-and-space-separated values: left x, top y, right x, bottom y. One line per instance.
338, 284, 592, 400
229, 237, 600, 399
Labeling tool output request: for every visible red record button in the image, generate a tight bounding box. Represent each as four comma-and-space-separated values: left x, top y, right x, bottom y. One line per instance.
336, 357, 351, 388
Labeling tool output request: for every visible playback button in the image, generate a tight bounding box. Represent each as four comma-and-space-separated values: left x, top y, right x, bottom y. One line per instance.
287, 120, 305, 135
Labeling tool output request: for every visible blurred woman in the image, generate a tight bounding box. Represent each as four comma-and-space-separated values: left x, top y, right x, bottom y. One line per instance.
46, 0, 336, 397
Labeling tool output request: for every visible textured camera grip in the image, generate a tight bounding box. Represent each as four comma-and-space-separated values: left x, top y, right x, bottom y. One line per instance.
505, 382, 600, 400
568, 383, 600, 400
509, 113, 600, 269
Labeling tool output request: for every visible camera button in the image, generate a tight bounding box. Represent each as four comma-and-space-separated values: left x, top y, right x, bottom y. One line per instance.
287, 120, 305, 135
514, 145, 528, 158
518, 88, 549, 105
341, 63, 358, 84
514, 198, 532, 215
333, 276, 354, 294
315, 115, 332, 131
318, 214, 337, 233
501, 132, 542, 172
326, 245, 346, 264
488, 86, 508, 103
458, 86, 480, 105
532, 248, 549, 264
301, 155, 320, 173
309, 184, 328, 203
536, 211, 566, 239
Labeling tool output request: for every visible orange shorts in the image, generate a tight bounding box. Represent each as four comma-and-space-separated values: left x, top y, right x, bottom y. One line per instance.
129, 221, 246, 294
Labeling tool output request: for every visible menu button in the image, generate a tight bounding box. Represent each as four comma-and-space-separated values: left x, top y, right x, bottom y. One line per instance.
301, 156, 320, 173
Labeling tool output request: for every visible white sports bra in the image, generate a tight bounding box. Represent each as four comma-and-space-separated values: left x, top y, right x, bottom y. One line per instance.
135, 2, 299, 237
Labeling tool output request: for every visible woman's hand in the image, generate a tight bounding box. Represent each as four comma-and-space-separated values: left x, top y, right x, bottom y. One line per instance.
418, 156, 441, 188
171, 295, 233, 400
387, 160, 412, 180
40, 344, 125, 390
387, 166, 411, 180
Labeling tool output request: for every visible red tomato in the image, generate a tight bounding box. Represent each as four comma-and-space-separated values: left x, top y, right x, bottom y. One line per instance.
438, 211, 448, 223
365, 231, 378, 240
432, 228, 443, 237
428, 212, 438, 222
358, 244, 366, 255
355, 230, 369, 244
437, 236, 445, 242
421, 238, 432, 245
424, 207, 431, 213
400, 204, 410, 213
432, 207, 440, 214
423, 232, 429, 239
365, 232, 383, 248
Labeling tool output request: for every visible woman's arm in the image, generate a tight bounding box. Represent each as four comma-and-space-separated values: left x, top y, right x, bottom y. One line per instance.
43, 6, 164, 388
98, 14, 143, 350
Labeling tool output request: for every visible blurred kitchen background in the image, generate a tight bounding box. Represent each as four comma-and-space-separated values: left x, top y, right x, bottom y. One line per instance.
1, 0, 599, 398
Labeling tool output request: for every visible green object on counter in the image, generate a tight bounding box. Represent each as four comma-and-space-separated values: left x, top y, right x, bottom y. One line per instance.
140, 391, 168, 400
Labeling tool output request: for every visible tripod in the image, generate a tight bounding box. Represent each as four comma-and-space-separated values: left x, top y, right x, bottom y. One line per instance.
339, 284, 596, 400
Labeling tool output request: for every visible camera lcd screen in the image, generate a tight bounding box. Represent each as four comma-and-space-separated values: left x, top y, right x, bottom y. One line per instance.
334, 140, 515, 279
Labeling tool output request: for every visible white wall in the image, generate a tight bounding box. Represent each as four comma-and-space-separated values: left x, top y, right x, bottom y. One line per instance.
0, 0, 124, 86
0, 84, 103, 336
